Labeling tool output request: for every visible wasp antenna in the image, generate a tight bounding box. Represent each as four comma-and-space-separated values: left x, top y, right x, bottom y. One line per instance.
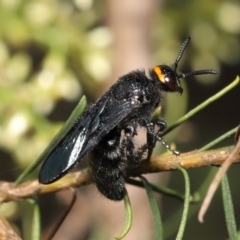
172, 37, 191, 72
178, 69, 217, 79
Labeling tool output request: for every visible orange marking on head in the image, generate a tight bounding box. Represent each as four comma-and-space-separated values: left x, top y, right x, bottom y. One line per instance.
153, 66, 165, 83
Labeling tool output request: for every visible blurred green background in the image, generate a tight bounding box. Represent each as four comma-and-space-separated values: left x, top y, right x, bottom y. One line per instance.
0, 0, 239, 239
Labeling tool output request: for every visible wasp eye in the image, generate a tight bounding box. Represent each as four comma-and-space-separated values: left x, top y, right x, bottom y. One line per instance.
164, 76, 182, 93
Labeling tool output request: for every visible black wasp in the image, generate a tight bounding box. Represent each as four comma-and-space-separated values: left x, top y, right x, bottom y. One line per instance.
39, 37, 216, 200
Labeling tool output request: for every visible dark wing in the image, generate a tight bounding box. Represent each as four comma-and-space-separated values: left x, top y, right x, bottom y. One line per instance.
39, 94, 139, 184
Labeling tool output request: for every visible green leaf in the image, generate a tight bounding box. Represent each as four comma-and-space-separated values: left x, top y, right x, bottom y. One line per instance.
127, 178, 186, 201
176, 167, 190, 240
221, 174, 238, 240
164, 77, 240, 136
27, 198, 41, 240
200, 126, 238, 151
140, 176, 163, 240
115, 189, 133, 240
163, 168, 216, 239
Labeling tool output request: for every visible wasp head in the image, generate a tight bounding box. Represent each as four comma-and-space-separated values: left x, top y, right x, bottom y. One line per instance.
151, 37, 217, 95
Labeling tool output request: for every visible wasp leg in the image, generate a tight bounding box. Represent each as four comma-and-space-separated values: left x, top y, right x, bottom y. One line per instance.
144, 118, 179, 160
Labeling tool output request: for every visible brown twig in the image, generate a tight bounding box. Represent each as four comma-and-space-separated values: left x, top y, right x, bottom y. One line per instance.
0, 169, 92, 203
0, 147, 239, 204
128, 148, 238, 176
0, 213, 21, 240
